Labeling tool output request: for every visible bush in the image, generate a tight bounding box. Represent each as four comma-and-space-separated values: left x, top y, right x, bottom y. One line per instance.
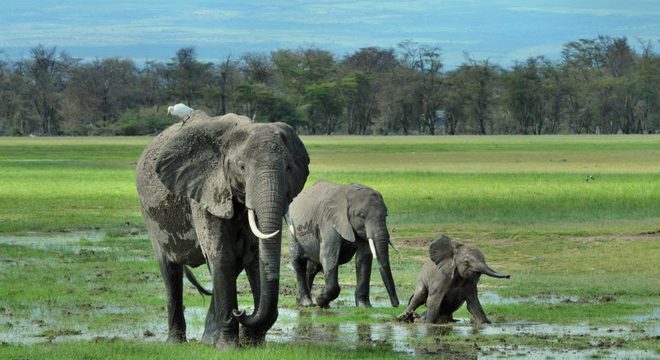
115, 110, 177, 135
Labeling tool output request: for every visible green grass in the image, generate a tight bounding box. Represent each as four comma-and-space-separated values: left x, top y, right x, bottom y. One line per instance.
0, 341, 409, 360
0, 135, 658, 358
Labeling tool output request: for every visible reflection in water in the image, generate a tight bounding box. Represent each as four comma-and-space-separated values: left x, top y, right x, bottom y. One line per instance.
1, 303, 657, 358
266, 308, 660, 357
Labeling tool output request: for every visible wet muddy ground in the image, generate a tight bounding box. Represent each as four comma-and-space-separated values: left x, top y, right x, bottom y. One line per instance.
0, 232, 658, 359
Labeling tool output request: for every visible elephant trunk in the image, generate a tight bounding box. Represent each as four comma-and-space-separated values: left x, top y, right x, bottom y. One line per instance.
476, 263, 510, 279
368, 225, 400, 307
234, 170, 285, 329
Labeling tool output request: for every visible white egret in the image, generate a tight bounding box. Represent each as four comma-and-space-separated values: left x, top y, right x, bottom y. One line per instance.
167, 103, 194, 119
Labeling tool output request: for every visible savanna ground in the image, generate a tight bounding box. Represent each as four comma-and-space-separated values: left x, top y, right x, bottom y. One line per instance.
0, 135, 658, 359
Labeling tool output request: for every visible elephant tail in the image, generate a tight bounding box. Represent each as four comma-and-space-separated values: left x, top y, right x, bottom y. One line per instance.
184, 266, 212, 296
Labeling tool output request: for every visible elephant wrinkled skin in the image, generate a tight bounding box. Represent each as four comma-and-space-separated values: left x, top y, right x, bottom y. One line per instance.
398, 235, 509, 324
287, 180, 399, 308
136, 111, 309, 348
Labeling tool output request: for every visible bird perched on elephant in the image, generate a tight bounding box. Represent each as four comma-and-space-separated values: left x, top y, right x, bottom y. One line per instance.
397, 235, 509, 324
136, 111, 309, 348
287, 180, 400, 308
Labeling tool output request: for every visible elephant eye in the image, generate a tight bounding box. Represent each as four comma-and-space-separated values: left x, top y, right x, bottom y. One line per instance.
237, 161, 246, 171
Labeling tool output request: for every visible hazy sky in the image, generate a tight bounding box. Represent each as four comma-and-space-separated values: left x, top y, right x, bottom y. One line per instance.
1, 0, 659, 68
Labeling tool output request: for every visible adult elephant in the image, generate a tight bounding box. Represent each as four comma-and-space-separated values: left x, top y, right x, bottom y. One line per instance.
136, 111, 309, 348
287, 180, 399, 308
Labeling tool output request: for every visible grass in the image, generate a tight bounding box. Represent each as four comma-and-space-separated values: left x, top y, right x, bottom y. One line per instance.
0, 135, 658, 358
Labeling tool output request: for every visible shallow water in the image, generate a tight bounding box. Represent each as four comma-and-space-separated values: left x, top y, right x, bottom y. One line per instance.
0, 231, 107, 253
0, 231, 657, 358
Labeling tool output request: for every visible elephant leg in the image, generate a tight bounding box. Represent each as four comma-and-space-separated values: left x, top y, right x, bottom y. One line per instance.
201, 295, 218, 344
466, 285, 491, 324
190, 204, 240, 349
291, 242, 314, 307
316, 230, 342, 308
157, 257, 186, 343
405, 282, 428, 314
205, 258, 241, 348
316, 264, 341, 308
423, 291, 449, 324
354, 243, 373, 307
306, 261, 322, 291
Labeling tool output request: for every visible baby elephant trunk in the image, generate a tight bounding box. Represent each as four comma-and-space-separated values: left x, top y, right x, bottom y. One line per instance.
476, 263, 510, 279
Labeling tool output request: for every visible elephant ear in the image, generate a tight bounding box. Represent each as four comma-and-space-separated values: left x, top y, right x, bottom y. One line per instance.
323, 192, 356, 242
155, 119, 242, 219
273, 122, 310, 197
429, 235, 458, 276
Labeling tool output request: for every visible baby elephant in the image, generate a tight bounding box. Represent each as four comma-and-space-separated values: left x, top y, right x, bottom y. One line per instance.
287, 180, 399, 308
398, 235, 509, 324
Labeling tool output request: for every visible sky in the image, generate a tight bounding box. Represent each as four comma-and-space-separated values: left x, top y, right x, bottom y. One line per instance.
1, 0, 659, 69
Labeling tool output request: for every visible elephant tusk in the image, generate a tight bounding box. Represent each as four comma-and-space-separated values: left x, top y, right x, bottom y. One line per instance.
248, 209, 280, 239
284, 213, 295, 236
368, 238, 379, 262
388, 239, 400, 254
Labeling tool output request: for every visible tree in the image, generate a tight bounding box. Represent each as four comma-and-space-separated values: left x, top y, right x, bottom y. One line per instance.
305, 81, 344, 134
166, 47, 213, 106
138, 60, 167, 113
25, 45, 76, 135
459, 57, 498, 134
343, 47, 398, 134
397, 40, 444, 134
203, 55, 239, 115
63, 57, 138, 132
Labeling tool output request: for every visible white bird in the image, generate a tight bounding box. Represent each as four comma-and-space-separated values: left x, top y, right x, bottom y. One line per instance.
167, 103, 194, 119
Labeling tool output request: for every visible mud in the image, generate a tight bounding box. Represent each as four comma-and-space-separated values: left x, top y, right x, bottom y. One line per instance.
0, 232, 657, 358
1, 302, 658, 358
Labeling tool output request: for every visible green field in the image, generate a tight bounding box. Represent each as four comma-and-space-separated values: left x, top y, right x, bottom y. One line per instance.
0, 135, 658, 359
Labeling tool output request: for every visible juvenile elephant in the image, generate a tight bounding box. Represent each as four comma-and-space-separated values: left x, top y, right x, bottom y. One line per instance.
136, 111, 309, 348
287, 180, 399, 308
398, 235, 509, 324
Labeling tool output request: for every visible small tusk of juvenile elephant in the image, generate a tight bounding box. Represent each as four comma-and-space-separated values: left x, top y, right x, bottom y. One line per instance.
388, 239, 400, 254
368, 238, 379, 261
248, 209, 280, 239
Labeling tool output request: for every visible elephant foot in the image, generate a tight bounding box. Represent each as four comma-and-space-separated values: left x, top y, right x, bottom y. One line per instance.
472, 317, 491, 325
201, 328, 218, 345
355, 299, 372, 308
215, 336, 239, 350
317, 302, 331, 309
213, 328, 239, 350
316, 292, 338, 308
396, 311, 419, 323
240, 326, 267, 347
166, 331, 187, 344
297, 296, 314, 307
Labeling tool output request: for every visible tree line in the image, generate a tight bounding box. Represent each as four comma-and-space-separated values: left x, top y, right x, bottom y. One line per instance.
0, 36, 658, 136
